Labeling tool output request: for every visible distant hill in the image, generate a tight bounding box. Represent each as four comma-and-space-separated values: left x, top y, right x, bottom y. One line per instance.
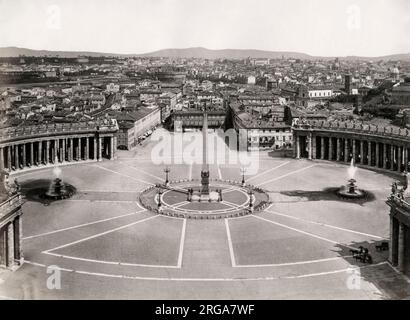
0, 47, 123, 58
0, 46, 409, 61
136, 47, 315, 60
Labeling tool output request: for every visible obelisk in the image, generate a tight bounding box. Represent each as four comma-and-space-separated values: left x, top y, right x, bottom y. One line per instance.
200, 105, 210, 195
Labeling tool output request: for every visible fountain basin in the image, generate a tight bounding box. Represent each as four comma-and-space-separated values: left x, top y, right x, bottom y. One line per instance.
44, 178, 75, 200
336, 179, 366, 199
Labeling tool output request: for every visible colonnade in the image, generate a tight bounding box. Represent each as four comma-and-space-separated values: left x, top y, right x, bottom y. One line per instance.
294, 132, 409, 173
0, 195, 23, 269
0, 135, 117, 172
387, 197, 410, 276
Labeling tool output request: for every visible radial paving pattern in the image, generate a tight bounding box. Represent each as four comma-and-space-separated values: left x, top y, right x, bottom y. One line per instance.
1, 140, 410, 300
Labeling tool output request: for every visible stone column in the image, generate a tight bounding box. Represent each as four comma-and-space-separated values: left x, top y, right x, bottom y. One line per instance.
78, 137, 82, 161
320, 137, 325, 160
7, 146, 12, 170
312, 135, 317, 159
7, 223, 14, 267
50, 141, 55, 163
360, 140, 364, 164
295, 135, 300, 159
98, 137, 103, 161
38, 141, 42, 164
69, 138, 74, 161
352, 139, 356, 163
383, 144, 387, 169
30, 143, 34, 166
93, 137, 97, 160
389, 216, 394, 264
368, 141, 372, 166
328, 137, 333, 161
45, 140, 50, 164
0, 147, 4, 170
22, 144, 26, 168
13, 216, 22, 263
397, 146, 402, 172
54, 139, 59, 163
344, 139, 349, 162
110, 136, 114, 160
375, 143, 380, 168
62, 139, 66, 162
14, 145, 19, 169
404, 147, 409, 172
85, 137, 89, 160
398, 222, 405, 272
307, 134, 312, 160
391, 145, 395, 171
336, 138, 341, 161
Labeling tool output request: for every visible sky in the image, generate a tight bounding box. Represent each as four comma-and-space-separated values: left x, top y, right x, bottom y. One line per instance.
0, 0, 409, 57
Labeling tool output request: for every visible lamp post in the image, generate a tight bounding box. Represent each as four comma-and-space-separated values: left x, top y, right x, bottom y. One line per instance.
164, 167, 170, 187
157, 184, 163, 212
240, 167, 246, 187
248, 187, 254, 213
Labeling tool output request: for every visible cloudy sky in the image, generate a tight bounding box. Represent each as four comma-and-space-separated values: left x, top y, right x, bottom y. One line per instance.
0, 0, 409, 56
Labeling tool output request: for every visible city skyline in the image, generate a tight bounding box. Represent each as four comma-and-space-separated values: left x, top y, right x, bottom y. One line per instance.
0, 0, 409, 57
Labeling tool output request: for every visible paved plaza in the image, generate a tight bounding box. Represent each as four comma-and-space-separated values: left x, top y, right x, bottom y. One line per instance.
1, 135, 410, 300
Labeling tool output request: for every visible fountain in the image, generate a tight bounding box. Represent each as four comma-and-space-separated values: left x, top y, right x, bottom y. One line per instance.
44, 167, 75, 200
336, 159, 366, 199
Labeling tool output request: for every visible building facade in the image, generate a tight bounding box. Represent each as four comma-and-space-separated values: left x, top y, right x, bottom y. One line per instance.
116, 107, 161, 149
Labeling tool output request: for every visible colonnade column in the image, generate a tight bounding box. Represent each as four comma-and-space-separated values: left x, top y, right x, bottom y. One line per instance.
69, 138, 73, 162
352, 139, 356, 162
398, 222, 405, 272
85, 137, 89, 160
328, 137, 333, 161
397, 146, 402, 172
7, 223, 14, 267
344, 138, 349, 162
13, 215, 22, 263
307, 134, 312, 160
113, 137, 117, 158
0, 147, 4, 170
78, 137, 82, 161
383, 144, 387, 169
54, 139, 59, 163
7, 146, 11, 170
22, 144, 26, 167
389, 216, 394, 263
360, 140, 364, 165
368, 141, 372, 166
391, 145, 395, 171
336, 138, 341, 161
320, 137, 325, 160
98, 137, 102, 161
404, 147, 408, 172
93, 137, 97, 160
30, 143, 34, 166
110, 136, 114, 160
375, 143, 380, 168
62, 139, 66, 162
45, 140, 50, 165
14, 145, 19, 169
38, 141, 42, 165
